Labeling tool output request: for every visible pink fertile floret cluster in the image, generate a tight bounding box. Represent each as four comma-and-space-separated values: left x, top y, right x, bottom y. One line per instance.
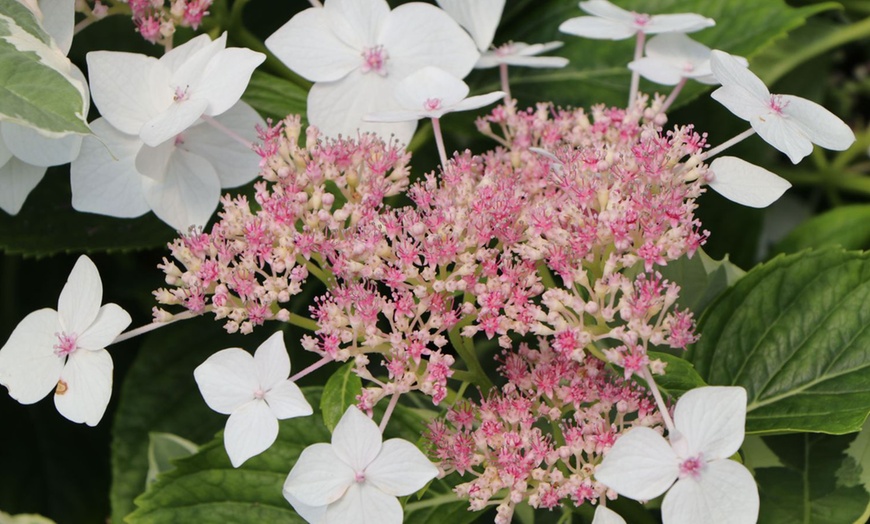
119, 0, 213, 43
157, 95, 711, 513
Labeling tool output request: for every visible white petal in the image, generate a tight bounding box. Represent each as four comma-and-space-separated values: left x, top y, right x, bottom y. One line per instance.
332, 406, 383, 472
710, 85, 772, 126
284, 443, 355, 506
307, 72, 417, 144
160, 33, 214, 74
76, 303, 132, 350
254, 331, 291, 390
751, 112, 814, 164
645, 13, 715, 35
58, 255, 102, 336
0, 130, 11, 166
436, 0, 505, 52
140, 98, 209, 147
141, 147, 221, 230
0, 156, 47, 215
86, 52, 172, 135
265, 380, 313, 420
393, 67, 469, 112
363, 110, 423, 124
594, 426, 679, 501
710, 51, 769, 103
580, 0, 633, 21
224, 399, 278, 467
673, 386, 747, 461
558, 17, 637, 40
708, 157, 791, 208
193, 348, 258, 414
366, 438, 438, 496
326, 482, 402, 524
40, 0, 75, 55
54, 347, 113, 426
592, 506, 626, 524
1, 122, 82, 167
265, 7, 360, 83
645, 33, 710, 67
451, 91, 506, 113
661, 460, 759, 524
181, 101, 263, 188
380, 3, 480, 80
327, 0, 389, 49
197, 48, 266, 117
781, 95, 855, 152
0, 309, 63, 404
69, 119, 150, 218
283, 492, 327, 524
496, 54, 569, 68
628, 57, 683, 85
170, 33, 227, 91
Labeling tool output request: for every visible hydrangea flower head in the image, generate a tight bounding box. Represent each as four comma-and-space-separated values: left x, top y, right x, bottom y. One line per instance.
265, 0, 479, 143
594, 386, 759, 524
283, 406, 438, 523
0, 256, 131, 426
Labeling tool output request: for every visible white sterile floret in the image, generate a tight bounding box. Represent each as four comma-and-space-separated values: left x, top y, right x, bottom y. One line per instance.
595, 387, 759, 524
265, 0, 479, 144
0, 0, 87, 216
559, 0, 714, 41
707, 156, 791, 208
283, 406, 439, 524
476, 41, 569, 69
87, 32, 265, 147
0, 255, 131, 426
194, 332, 313, 468
710, 50, 855, 164
629, 33, 746, 86
365, 67, 504, 123
592, 506, 626, 524
70, 101, 264, 231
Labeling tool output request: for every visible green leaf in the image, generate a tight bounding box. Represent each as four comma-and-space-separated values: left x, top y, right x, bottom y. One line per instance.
772, 205, 870, 256
658, 249, 746, 316
320, 362, 362, 432
146, 433, 198, 486
838, 418, 870, 523
242, 70, 307, 122
489, 0, 836, 109
755, 432, 870, 524
110, 318, 275, 523
689, 248, 870, 434
648, 352, 707, 398
0, 0, 89, 135
0, 512, 56, 524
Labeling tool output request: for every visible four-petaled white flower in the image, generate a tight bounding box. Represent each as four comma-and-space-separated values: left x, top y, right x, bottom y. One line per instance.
87, 32, 265, 148
592, 506, 626, 524
70, 101, 264, 231
365, 67, 504, 123
594, 386, 759, 524
436, 0, 568, 69
710, 50, 855, 164
0, 0, 88, 216
629, 34, 745, 86
283, 406, 439, 524
265, 0, 479, 144
194, 331, 313, 468
0, 255, 131, 426
559, 0, 714, 40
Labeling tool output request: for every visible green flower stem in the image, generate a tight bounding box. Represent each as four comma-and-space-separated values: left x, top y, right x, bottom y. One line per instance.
404, 492, 463, 512
536, 260, 557, 289
288, 312, 319, 332
447, 324, 493, 392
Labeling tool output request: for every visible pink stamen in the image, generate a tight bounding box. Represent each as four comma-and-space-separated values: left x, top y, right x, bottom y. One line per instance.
678, 454, 706, 480
424, 98, 442, 112
253, 388, 265, 399
633, 12, 651, 27
361, 46, 389, 76
354, 471, 366, 483
768, 95, 788, 115
54, 332, 78, 357
174, 86, 189, 102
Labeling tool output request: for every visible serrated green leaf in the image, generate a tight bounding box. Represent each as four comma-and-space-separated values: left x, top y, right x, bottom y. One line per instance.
756, 433, 870, 524
242, 70, 307, 122
647, 352, 707, 398
0, 0, 89, 135
146, 433, 198, 487
110, 319, 275, 523
658, 249, 745, 316
773, 205, 870, 256
689, 248, 870, 434
320, 362, 362, 432
486, 0, 835, 109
